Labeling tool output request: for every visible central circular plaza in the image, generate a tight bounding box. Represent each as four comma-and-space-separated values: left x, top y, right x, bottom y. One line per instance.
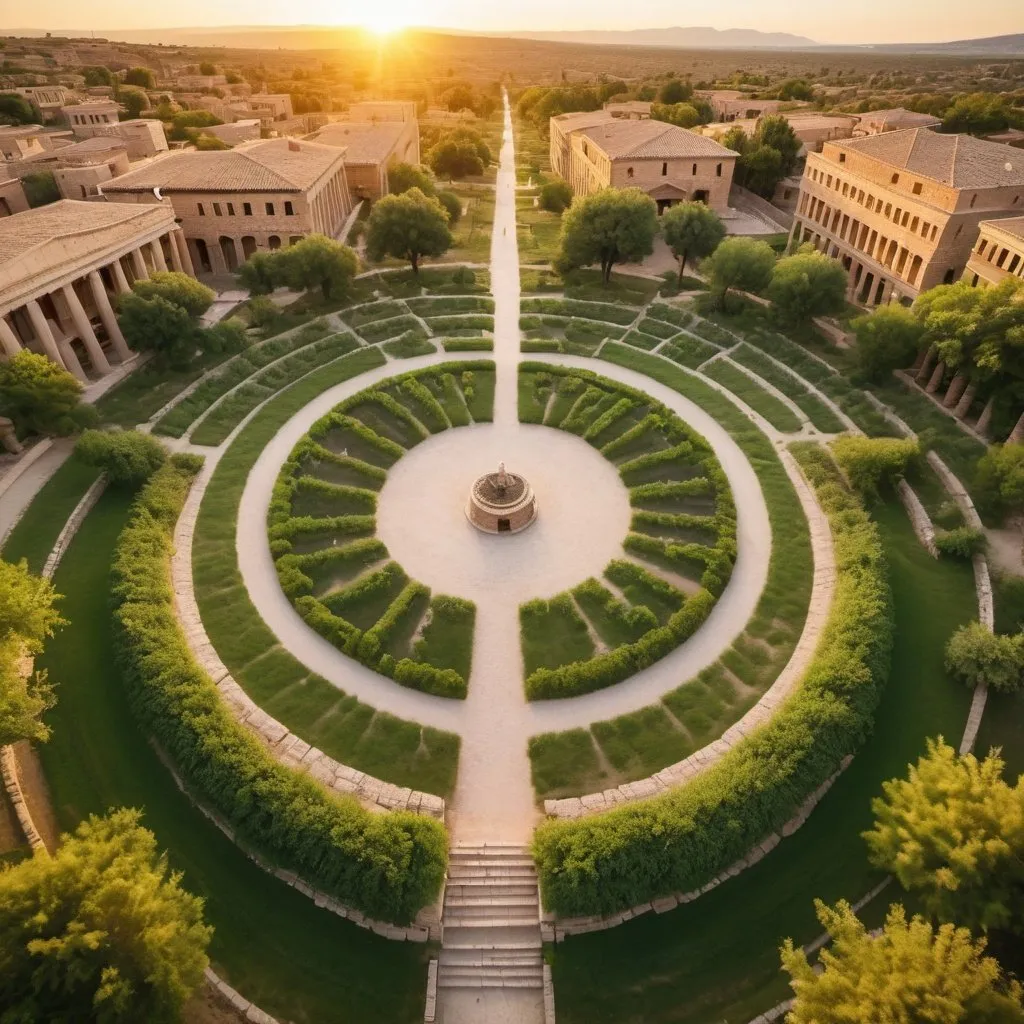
375, 423, 632, 603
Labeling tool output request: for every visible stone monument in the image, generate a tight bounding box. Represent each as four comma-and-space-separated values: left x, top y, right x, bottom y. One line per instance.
466, 462, 537, 534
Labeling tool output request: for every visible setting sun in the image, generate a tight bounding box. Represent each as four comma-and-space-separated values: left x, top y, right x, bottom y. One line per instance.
361, 5, 413, 35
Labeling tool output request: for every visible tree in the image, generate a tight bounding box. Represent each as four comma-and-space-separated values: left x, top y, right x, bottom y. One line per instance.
753, 114, 800, 175
167, 111, 222, 141
766, 249, 848, 325
651, 102, 701, 128
661, 202, 725, 286
781, 899, 1024, 1024
853, 304, 924, 382
0, 557, 63, 746
657, 78, 692, 105
74, 429, 167, 484
132, 271, 214, 318
21, 170, 59, 208
236, 251, 280, 295
740, 144, 784, 196
191, 132, 227, 150
0, 808, 212, 1022
388, 162, 435, 196
427, 128, 490, 179
775, 78, 813, 101
0, 351, 93, 437
701, 236, 776, 310
198, 60, 217, 76
436, 189, 462, 225
943, 93, 1012, 136
864, 739, 1024, 932
117, 294, 196, 369
556, 187, 658, 285
123, 66, 154, 89
201, 318, 248, 355
118, 87, 147, 119
829, 435, 919, 497
538, 180, 573, 214
975, 444, 1024, 525
365, 188, 452, 275
276, 234, 358, 301
82, 66, 114, 87
946, 621, 1024, 692
0, 93, 39, 126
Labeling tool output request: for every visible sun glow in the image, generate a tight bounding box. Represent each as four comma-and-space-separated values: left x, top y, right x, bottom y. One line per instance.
361, 7, 412, 35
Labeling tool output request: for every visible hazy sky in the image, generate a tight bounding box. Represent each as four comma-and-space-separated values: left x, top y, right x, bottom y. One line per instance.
5, 0, 1023, 45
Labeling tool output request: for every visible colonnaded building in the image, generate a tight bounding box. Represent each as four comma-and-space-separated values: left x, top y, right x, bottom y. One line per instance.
965, 215, 1024, 287
102, 138, 351, 275
0, 200, 190, 381
788, 128, 1024, 305
550, 111, 738, 213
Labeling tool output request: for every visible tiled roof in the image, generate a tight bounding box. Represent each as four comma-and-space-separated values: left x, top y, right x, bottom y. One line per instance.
834, 128, 1024, 188
552, 110, 617, 133
305, 122, 406, 164
980, 215, 1024, 243
578, 120, 738, 160
0, 200, 173, 281
857, 108, 942, 130
103, 138, 343, 194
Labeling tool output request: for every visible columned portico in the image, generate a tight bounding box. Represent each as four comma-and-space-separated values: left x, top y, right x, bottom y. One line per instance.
61, 284, 111, 375
130, 247, 149, 282
149, 239, 168, 273
88, 271, 131, 361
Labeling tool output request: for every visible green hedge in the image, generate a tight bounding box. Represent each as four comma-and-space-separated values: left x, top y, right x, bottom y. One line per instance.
520, 298, 639, 325
532, 442, 892, 917
110, 461, 448, 925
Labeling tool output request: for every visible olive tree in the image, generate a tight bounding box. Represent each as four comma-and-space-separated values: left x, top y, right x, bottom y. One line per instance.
365, 188, 453, 275
700, 236, 775, 310
766, 248, 848, 325
660, 201, 725, 286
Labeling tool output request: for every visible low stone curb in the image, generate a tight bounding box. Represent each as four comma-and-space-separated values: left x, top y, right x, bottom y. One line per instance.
424, 959, 438, 1023
543, 755, 853, 941
0, 745, 46, 853
152, 740, 439, 942
170, 461, 444, 820
544, 446, 836, 820
205, 967, 280, 1024
0, 437, 53, 505
543, 963, 556, 1024
896, 479, 937, 557
42, 474, 108, 579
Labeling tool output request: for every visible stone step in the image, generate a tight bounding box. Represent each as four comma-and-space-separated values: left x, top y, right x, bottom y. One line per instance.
445, 893, 538, 910
450, 844, 531, 857
443, 914, 541, 930
448, 857, 535, 870
443, 937, 543, 952
439, 950, 543, 968
448, 863, 537, 878
437, 969, 544, 990
446, 881, 538, 896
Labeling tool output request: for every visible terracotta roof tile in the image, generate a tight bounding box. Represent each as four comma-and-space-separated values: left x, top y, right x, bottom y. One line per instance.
578, 120, 738, 160
306, 122, 406, 164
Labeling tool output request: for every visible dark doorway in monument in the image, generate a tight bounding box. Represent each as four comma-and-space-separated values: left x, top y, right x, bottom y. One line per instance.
693, 190, 709, 204
497, 518, 511, 533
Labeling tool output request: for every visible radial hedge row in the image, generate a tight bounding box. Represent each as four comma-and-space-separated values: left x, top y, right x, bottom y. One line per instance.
517, 364, 736, 699
269, 362, 495, 699
111, 459, 448, 925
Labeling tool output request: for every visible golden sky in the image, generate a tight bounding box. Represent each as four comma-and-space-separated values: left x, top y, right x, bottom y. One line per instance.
4, 0, 1022, 45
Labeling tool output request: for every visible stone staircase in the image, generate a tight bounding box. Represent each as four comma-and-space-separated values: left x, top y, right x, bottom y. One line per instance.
438, 843, 544, 991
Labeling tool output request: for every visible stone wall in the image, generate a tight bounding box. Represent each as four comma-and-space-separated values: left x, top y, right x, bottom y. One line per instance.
896, 479, 938, 557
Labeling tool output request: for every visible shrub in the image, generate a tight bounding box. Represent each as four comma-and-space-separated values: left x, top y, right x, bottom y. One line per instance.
934, 526, 987, 560
436, 189, 462, 225
538, 180, 573, 213
0, 350, 94, 438
945, 621, 1024, 692
74, 429, 167, 484
110, 462, 447, 924
532, 446, 892, 917
829, 435, 919, 498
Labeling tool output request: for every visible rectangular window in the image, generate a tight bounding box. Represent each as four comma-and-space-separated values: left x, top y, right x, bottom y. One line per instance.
213, 203, 222, 216
266, 202, 275, 216
911, 216, 919, 232
978, 240, 988, 256
243, 202, 252, 216
227, 202, 235, 216
922, 221, 930, 237
839, 152, 846, 163
692, 163, 697, 175
661, 162, 667, 176
197, 203, 205, 216
716, 163, 722, 177
284, 201, 294, 216
912, 182, 922, 195
931, 225, 937, 241
826, 175, 833, 187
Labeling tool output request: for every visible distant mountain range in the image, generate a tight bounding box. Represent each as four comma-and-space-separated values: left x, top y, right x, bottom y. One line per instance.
4, 25, 1024, 56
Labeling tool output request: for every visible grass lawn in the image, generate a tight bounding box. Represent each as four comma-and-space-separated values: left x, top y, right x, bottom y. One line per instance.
663, 335, 719, 369
34, 490, 432, 1024
520, 594, 596, 675
516, 200, 563, 263
445, 188, 495, 262
550, 500, 976, 1023
702, 359, 804, 433
413, 596, 476, 682
1, 455, 98, 572
192, 349, 460, 797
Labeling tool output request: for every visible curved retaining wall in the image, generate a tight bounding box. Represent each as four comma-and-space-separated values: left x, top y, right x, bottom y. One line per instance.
543, 446, 836, 819
171, 463, 445, 820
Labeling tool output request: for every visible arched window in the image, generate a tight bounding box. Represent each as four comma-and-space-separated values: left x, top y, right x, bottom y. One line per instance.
627, 167, 634, 178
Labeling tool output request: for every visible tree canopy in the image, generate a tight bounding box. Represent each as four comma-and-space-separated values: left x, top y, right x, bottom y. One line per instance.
781, 899, 1024, 1024
852, 304, 924, 382
556, 187, 658, 284
75, 429, 168, 485
133, 272, 214, 319
123, 66, 155, 89
0, 93, 39, 127
538, 180, 573, 214
975, 443, 1024, 524
829, 435, 919, 498
657, 78, 693, 105
0, 350, 94, 438
388, 162, 435, 196
364, 188, 453, 274
651, 102, 701, 128
275, 234, 358, 301
863, 738, 1024, 933
701, 236, 776, 309
766, 248, 848, 325
660, 201, 725, 285
117, 294, 197, 369
945, 622, 1024, 693
426, 128, 490, 179
0, 809, 211, 1022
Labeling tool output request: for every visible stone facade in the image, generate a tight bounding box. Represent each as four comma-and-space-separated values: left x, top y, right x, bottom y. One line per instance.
204, 120, 262, 147
306, 117, 419, 200
0, 199, 192, 382
62, 100, 121, 138
695, 90, 794, 122
852, 107, 943, 137
0, 178, 29, 217
94, 118, 168, 160
552, 112, 738, 214
788, 129, 1024, 305
103, 139, 351, 275
964, 216, 1024, 287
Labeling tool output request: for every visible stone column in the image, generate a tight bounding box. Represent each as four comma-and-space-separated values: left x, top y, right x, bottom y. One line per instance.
61, 284, 111, 375
25, 298, 69, 371
112, 258, 131, 295
845, 262, 861, 300
130, 248, 149, 282
172, 230, 195, 276
0, 316, 22, 358
926, 360, 946, 395
166, 232, 183, 272
88, 271, 131, 361
916, 345, 937, 384
149, 239, 168, 273
879, 279, 895, 305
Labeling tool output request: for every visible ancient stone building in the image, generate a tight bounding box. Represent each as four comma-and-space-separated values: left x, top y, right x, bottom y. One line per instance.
788, 128, 1024, 305
964, 216, 1024, 287
62, 100, 121, 139
851, 108, 943, 137
551, 112, 738, 213
94, 118, 168, 160
0, 200, 191, 381
306, 120, 419, 200
0, 178, 29, 217
103, 138, 351, 275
